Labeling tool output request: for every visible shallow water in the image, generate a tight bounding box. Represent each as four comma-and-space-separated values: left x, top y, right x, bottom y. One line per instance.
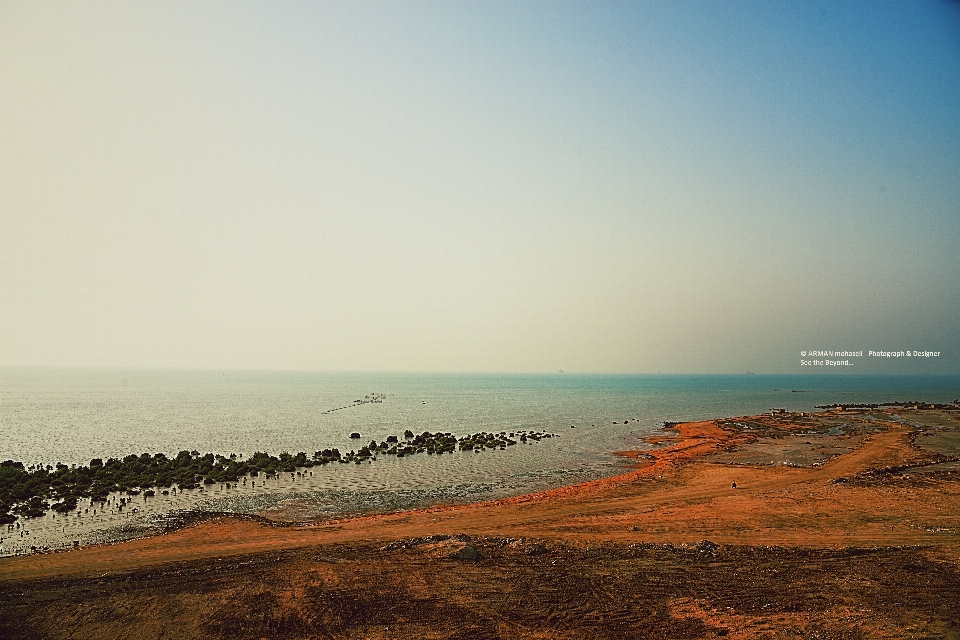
2, 370, 958, 554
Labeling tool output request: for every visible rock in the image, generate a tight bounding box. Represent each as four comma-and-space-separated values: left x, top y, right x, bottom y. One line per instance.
452, 544, 480, 560
696, 540, 719, 555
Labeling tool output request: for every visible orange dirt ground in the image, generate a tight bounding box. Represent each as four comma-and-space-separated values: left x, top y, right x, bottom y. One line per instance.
2, 408, 959, 639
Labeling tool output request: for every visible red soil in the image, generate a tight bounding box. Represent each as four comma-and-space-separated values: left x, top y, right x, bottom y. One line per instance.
2, 410, 959, 639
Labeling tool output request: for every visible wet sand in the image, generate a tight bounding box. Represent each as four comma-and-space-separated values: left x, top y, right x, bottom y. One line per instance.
2, 408, 959, 638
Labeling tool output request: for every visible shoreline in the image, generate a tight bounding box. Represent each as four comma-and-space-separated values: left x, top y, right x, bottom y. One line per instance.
3, 405, 957, 579
0, 417, 729, 580
2, 406, 959, 638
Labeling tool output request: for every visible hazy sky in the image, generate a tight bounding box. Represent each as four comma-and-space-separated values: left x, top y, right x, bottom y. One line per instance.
2, 1, 958, 374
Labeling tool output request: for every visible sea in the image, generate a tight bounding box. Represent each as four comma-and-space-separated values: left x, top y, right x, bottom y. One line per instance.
2, 370, 958, 555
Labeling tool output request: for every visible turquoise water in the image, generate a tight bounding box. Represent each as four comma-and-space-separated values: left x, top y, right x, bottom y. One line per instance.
3, 370, 958, 467
1, 370, 957, 553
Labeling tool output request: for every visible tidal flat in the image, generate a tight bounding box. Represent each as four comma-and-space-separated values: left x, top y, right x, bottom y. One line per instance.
2, 405, 959, 638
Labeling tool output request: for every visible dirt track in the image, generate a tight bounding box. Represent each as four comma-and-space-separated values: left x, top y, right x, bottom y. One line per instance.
2, 409, 959, 638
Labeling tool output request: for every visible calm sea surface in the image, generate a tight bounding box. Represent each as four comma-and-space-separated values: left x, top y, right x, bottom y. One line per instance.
1, 370, 958, 554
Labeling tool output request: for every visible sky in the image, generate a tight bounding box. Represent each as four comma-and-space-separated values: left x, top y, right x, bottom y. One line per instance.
1, 0, 958, 374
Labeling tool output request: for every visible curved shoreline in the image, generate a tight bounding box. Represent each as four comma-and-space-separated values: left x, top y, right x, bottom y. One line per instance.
2, 407, 959, 638
0, 418, 730, 579
4, 408, 958, 583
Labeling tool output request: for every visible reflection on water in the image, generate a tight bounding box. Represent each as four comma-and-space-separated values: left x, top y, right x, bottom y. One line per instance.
1, 450, 611, 555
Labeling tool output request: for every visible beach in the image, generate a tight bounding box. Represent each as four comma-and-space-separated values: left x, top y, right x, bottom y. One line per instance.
2, 405, 958, 638
4, 1, 959, 636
